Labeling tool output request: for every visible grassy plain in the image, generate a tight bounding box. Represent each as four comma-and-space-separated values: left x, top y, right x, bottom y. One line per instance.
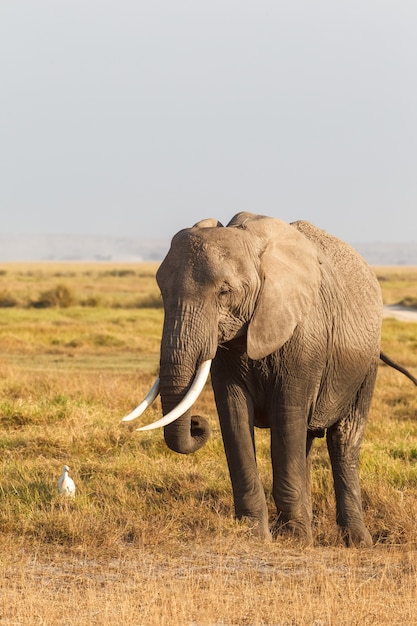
0, 262, 416, 625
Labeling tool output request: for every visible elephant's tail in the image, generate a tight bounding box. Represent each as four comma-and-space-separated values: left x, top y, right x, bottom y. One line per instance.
380, 351, 417, 386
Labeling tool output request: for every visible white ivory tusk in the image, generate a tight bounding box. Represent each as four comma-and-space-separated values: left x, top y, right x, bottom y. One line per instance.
121, 378, 160, 422
136, 359, 212, 431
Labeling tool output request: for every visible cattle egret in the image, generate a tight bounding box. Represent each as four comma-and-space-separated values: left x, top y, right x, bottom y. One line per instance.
58, 465, 76, 496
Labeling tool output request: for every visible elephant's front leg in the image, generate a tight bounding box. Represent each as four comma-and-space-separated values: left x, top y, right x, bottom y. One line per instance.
270, 409, 313, 544
212, 375, 271, 541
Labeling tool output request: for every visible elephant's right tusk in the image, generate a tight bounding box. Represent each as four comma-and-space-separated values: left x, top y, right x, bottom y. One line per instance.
121, 378, 160, 422
137, 359, 212, 431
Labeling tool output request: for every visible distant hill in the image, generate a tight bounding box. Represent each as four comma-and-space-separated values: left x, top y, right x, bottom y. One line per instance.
0, 234, 170, 263
0, 234, 417, 265
352, 242, 417, 266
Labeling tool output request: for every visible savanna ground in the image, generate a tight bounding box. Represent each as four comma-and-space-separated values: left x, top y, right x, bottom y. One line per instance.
0, 263, 417, 625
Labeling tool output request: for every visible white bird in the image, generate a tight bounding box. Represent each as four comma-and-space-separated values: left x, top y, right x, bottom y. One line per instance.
58, 465, 76, 496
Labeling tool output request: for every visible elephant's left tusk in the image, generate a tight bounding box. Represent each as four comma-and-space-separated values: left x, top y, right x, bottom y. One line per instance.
137, 360, 212, 431
121, 378, 160, 422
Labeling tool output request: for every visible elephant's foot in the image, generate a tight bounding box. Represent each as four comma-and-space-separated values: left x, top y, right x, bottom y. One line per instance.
339, 523, 373, 548
271, 515, 313, 545
236, 515, 272, 542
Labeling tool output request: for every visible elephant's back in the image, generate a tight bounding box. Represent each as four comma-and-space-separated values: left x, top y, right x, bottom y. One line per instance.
290, 220, 369, 270
290, 220, 381, 304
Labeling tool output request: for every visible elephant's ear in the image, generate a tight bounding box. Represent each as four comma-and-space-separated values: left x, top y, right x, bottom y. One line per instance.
246, 218, 322, 360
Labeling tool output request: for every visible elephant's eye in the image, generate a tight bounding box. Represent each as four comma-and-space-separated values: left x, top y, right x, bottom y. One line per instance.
218, 285, 231, 299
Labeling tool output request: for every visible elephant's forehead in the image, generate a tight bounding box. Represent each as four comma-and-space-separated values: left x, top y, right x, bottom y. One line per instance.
159, 228, 254, 285
184, 229, 253, 271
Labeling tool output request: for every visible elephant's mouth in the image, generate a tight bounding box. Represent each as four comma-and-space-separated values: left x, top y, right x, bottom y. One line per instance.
218, 319, 249, 344
121, 359, 212, 430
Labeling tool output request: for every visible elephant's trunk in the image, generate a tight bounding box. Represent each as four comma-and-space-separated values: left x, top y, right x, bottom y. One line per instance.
132, 361, 211, 431
158, 304, 216, 454
163, 409, 210, 454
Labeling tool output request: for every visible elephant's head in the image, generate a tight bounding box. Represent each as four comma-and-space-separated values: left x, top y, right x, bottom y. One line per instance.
123, 212, 322, 454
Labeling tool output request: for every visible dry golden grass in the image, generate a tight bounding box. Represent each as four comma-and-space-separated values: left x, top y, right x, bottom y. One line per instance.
0, 263, 417, 625
1, 538, 417, 625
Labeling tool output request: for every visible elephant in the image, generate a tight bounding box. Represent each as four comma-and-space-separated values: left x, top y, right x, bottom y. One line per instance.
123, 212, 417, 547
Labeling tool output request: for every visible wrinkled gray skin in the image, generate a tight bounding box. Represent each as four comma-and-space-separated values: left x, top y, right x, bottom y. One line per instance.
157, 212, 384, 547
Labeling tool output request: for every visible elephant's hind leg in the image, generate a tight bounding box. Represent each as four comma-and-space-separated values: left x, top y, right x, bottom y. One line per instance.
326, 367, 378, 547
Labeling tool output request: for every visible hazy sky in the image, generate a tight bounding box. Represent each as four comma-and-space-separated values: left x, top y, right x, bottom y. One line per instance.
1, 1, 416, 243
